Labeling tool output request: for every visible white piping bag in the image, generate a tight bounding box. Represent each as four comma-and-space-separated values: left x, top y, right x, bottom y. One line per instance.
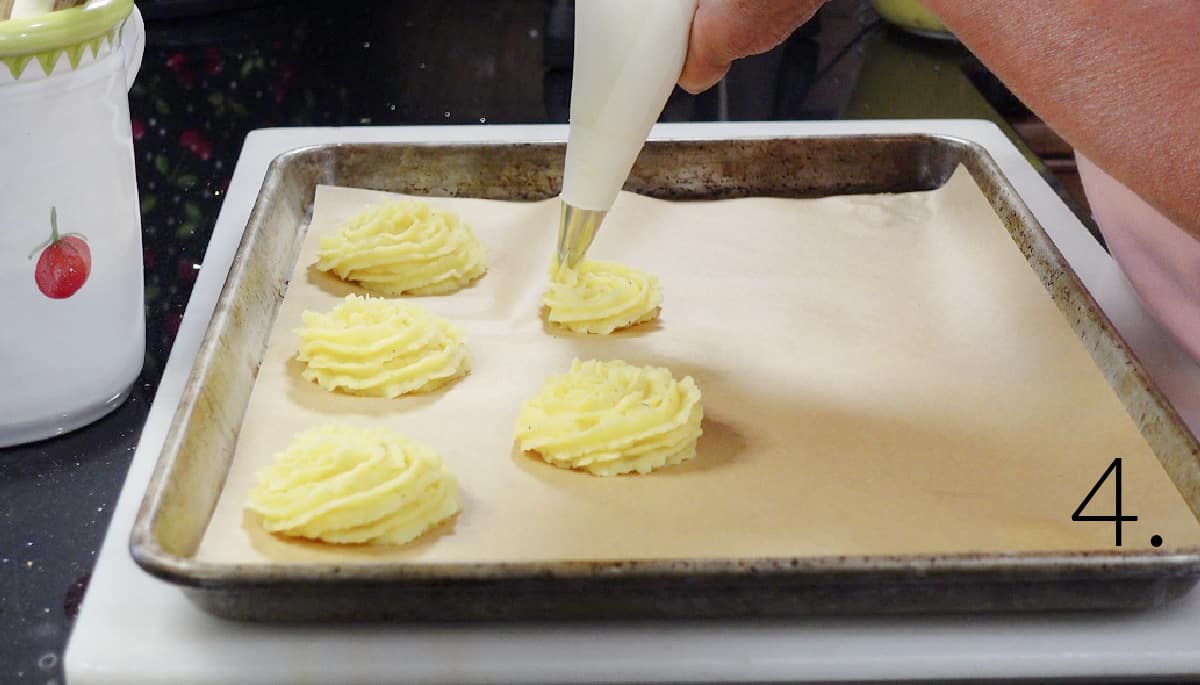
556, 0, 698, 267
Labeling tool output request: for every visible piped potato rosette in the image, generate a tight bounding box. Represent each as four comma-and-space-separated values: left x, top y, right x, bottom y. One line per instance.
316, 198, 488, 296
247, 424, 461, 545
543, 259, 663, 334
515, 359, 703, 476
296, 294, 470, 398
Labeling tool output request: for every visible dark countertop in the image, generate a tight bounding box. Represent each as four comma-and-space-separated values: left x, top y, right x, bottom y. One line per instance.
0, 1, 1055, 681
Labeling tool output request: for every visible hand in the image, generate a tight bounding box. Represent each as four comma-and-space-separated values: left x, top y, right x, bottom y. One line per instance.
678, 0, 827, 94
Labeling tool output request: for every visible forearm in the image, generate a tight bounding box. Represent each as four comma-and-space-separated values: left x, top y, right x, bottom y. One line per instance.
922, 0, 1200, 238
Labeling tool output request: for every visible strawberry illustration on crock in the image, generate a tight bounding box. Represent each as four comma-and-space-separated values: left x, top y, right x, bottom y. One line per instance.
28, 207, 91, 299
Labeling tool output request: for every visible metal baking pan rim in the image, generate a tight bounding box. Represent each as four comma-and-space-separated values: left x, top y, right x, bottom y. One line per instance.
127, 134, 1200, 612
129, 149, 291, 574
131, 547, 1200, 589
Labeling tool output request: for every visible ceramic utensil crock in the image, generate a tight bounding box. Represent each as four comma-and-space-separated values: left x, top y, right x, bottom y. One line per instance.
0, 0, 145, 446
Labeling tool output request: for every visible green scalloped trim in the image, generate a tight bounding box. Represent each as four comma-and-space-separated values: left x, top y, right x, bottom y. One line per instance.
66, 42, 85, 69
3, 53, 32, 79
2, 26, 117, 79
0, 0, 132, 56
35, 50, 56, 75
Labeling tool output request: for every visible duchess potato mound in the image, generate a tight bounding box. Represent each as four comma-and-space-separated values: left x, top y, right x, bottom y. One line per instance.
515, 359, 703, 476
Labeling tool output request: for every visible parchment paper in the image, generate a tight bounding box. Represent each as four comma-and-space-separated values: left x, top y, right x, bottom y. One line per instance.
196, 167, 1200, 564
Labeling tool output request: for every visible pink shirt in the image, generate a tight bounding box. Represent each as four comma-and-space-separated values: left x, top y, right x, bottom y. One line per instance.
1077, 153, 1200, 362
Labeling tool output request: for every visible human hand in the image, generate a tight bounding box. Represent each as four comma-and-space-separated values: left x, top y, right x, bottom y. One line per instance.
678, 0, 828, 94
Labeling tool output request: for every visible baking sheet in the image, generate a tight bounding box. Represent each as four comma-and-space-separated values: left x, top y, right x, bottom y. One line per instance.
196, 166, 1200, 565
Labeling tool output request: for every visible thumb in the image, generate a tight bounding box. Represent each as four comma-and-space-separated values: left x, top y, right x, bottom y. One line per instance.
679, 0, 826, 94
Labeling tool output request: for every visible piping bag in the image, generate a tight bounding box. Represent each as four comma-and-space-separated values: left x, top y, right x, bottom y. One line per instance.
556, 0, 698, 268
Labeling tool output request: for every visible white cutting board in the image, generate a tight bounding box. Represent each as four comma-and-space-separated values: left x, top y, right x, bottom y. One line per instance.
66, 122, 1200, 684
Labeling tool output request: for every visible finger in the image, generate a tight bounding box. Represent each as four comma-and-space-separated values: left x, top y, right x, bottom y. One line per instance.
679, 0, 826, 94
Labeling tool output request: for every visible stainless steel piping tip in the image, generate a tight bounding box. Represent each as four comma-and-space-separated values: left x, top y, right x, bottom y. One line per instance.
556, 200, 606, 269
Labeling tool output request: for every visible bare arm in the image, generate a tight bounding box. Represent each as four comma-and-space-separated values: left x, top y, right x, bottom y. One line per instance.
681, 0, 1200, 239
911, 1, 1200, 238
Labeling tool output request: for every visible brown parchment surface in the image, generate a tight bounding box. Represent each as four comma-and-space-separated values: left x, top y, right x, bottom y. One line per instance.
195, 167, 1200, 565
